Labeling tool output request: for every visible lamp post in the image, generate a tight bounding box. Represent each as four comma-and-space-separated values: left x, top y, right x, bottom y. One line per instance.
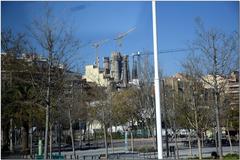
152, 0, 163, 159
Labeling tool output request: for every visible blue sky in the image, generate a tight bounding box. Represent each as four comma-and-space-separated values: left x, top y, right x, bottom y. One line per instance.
1, 1, 238, 76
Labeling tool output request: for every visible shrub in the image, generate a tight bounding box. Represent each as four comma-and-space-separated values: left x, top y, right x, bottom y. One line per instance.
134, 146, 156, 153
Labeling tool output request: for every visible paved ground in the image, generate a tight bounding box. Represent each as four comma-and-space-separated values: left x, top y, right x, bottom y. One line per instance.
2, 138, 239, 159
60, 146, 239, 159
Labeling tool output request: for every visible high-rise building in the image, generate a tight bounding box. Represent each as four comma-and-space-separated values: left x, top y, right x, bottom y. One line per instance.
84, 52, 130, 87
122, 55, 129, 87
103, 57, 110, 75
110, 52, 122, 82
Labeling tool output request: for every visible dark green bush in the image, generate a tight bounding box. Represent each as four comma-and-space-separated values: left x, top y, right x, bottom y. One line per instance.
134, 146, 156, 153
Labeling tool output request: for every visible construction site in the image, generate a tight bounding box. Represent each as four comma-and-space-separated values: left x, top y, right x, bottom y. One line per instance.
83, 27, 148, 88
2, 1, 239, 160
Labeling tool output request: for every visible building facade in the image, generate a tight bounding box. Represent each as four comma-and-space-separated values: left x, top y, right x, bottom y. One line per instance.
83, 52, 129, 87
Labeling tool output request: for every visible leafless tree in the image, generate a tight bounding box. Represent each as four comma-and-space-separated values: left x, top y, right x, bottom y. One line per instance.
182, 18, 238, 159
28, 7, 80, 159
176, 75, 212, 159
89, 84, 112, 159
135, 55, 156, 147
163, 81, 180, 159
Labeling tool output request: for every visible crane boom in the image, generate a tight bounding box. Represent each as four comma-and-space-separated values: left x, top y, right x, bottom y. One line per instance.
131, 48, 199, 56
92, 39, 109, 48
114, 27, 136, 50
92, 39, 109, 68
114, 27, 136, 40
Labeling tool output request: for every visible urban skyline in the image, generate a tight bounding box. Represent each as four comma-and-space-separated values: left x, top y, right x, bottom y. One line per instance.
2, 1, 238, 76
1, 1, 239, 159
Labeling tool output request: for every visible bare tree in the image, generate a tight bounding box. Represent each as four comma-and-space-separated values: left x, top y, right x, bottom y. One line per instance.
163, 82, 180, 159
176, 76, 212, 159
28, 7, 80, 159
182, 18, 238, 159
89, 84, 112, 159
135, 55, 157, 147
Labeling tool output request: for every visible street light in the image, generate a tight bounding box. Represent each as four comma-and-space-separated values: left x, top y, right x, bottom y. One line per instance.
152, 0, 163, 159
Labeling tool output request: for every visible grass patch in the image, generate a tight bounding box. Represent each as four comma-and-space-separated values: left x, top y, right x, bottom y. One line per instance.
223, 153, 239, 160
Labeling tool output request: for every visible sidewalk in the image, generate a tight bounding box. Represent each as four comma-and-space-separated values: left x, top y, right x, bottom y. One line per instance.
60, 146, 239, 159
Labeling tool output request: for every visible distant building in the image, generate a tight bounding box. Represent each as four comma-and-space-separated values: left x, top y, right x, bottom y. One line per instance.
202, 74, 227, 89
225, 71, 239, 109
163, 73, 189, 94
201, 71, 239, 109
83, 52, 129, 87
110, 52, 122, 82
83, 65, 110, 87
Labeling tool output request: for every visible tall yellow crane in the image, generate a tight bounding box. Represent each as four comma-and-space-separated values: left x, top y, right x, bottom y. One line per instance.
114, 27, 136, 51
92, 39, 109, 68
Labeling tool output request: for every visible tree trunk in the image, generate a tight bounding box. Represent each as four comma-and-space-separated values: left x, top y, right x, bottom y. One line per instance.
44, 49, 52, 160
152, 129, 156, 149
21, 125, 29, 152
58, 122, 61, 156
94, 130, 98, 148
146, 120, 153, 138
130, 131, 134, 153
29, 120, 33, 158
212, 35, 223, 159
201, 132, 204, 148
49, 124, 53, 159
194, 108, 202, 160
15, 125, 17, 146
176, 133, 179, 160
226, 120, 233, 154
109, 127, 114, 153
197, 135, 202, 159
188, 130, 192, 157
174, 130, 179, 159
83, 127, 86, 142
3, 125, 10, 151
215, 93, 223, 159
79, 129, 82, 148
68, 108, 76, 159
165, 128, 169, 157
30, 108, 34, 158
103, 124, 108, 159
78, 119, 82, 148
214, 128, 218, 154
9, 72, 13, 152
87, 123, 90, 145
9, 118, 13, 152
44, 88, 50, 159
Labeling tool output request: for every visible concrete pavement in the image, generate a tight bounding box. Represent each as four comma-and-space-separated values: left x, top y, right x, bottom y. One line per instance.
60, 146, 239, 159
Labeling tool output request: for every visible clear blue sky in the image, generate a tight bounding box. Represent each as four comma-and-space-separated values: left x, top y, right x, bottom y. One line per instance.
2, 1, 238, 76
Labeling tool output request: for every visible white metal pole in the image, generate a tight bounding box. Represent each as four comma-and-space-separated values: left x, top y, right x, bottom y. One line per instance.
152, 0, 163, 159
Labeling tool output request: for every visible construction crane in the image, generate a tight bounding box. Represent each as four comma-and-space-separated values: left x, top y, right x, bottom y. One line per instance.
131, 48, 200, 59
92, 39, 109, 68
79, 41, 92, 48
130, 48, 199, 80
114, 27, 136, 51
132, 48, 198, 56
